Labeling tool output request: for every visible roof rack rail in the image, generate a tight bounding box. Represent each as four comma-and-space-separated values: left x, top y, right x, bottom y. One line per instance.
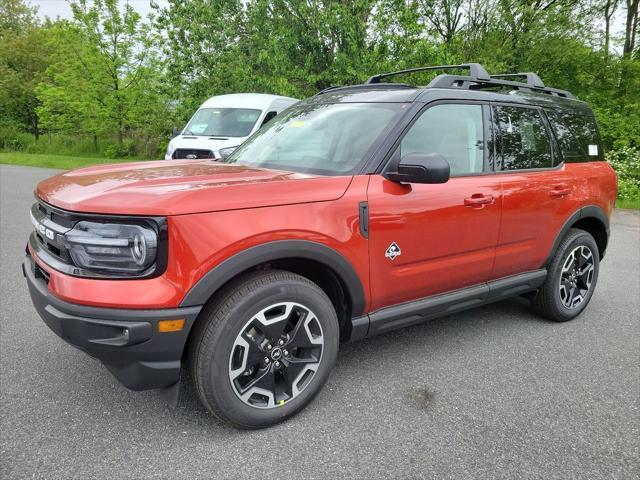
427, 73, 574, 99
365, 63, 490, 84
314, 82, 416, 96
491, 72, 545, 88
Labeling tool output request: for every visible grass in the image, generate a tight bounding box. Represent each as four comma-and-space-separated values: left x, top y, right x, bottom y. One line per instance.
0, 152, 142, 170
616, 197, 640, 209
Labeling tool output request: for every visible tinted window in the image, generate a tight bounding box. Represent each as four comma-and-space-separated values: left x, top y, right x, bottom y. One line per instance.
546, 110, 602, 162
494, 106, 553, 170
401, 104, 485, 175
224, 102, 403, 175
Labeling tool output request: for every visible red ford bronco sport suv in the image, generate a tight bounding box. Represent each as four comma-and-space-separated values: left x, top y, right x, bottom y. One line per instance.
24, 64, 617, 428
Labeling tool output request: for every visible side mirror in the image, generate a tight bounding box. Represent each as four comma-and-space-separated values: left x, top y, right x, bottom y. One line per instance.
384, 153, 450, 184
171, 127, 181, 138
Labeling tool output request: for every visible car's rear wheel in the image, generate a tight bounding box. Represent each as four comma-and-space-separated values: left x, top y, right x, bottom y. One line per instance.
534, 228, 600, 322
189, 270, 339, 428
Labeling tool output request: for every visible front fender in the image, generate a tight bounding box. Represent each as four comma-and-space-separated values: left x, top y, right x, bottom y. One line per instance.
179, 239, 366, 316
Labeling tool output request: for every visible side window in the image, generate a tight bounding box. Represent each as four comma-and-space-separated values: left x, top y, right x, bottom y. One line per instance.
546, 110, 603, 162
400, 104, 485, 176
494, 105, 553, 170
260, 111, 278, 128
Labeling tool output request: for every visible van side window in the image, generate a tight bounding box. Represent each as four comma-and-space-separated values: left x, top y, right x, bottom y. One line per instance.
260, 111, 278, 128
401, 104, 485, 176
546, 110, 602, 162
494, 106, 553, 170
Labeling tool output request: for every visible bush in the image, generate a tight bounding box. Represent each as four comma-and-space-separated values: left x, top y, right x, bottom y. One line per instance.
103, 139, 135, 159
606, 146, 640, 201
1, 130, 164, 159
0, 126, 33, 151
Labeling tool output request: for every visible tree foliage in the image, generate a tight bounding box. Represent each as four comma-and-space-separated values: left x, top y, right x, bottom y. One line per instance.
35, 0, 170, 156
1, 0, 638, 160
0, 0, 52, 141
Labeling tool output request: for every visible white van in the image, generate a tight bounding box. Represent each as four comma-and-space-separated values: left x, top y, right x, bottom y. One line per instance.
165, 93, 299, 160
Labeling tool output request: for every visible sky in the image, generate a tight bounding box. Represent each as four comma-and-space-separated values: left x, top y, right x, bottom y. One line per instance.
33, 0, 167, 21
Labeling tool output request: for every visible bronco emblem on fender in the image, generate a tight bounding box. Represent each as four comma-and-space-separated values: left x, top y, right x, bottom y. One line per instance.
385, 242, 401, 260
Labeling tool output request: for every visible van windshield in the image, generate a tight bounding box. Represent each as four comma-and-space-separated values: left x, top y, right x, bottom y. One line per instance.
222, 102, 404, 175
184, 108, 262, 137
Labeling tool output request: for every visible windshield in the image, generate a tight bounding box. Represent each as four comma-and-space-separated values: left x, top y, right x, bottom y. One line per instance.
222, 102, 405, 175
184, 108, 262, 137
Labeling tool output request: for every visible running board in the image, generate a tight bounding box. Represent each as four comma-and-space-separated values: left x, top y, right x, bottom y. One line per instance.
349, 269, 547, 340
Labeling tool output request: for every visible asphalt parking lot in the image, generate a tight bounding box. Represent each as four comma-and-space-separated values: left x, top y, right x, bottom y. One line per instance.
1, 163, 638, 479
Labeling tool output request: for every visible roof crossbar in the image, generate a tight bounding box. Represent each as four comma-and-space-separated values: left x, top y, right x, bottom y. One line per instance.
365, 63, 491, 84
491, 72, 545, 88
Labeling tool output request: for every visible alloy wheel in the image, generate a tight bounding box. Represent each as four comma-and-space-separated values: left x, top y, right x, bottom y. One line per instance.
228, 302, 324, 408
558, 245, 595, 309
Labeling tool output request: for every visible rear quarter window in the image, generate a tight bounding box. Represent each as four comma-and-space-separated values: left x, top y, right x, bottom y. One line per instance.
546, 110, 603, 162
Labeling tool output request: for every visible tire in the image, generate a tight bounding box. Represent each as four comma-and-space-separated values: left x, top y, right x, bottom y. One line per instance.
188, 270, 339, 428
534, 228, 600, 322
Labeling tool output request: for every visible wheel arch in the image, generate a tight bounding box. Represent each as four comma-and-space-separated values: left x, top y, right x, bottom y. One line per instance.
179, 240, 366, 340
544, 205, 610, 266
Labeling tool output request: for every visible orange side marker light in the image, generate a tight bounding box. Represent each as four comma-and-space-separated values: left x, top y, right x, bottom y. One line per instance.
158, 319, 185, 333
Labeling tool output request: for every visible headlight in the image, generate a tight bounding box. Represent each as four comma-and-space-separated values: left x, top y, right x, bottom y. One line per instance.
219, 146, 238, 160
64, 221, 158, 275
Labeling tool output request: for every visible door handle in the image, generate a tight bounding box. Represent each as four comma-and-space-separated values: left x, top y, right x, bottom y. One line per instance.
549, 184, 571, 197
464, 194, 495, 208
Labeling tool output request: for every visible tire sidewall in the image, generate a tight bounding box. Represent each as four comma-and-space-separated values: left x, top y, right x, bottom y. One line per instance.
547, 231, 600, 321
197, 277, 339, 428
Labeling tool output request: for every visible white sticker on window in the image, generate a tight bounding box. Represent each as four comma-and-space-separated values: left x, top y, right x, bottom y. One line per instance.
588, 144, 598, 156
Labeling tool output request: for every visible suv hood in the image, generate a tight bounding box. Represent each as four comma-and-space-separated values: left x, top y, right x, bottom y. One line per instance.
36, 159, 352, 216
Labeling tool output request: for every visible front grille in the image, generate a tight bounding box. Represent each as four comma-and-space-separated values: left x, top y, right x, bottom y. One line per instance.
30, 201, 73, 266
173, 149, 215, 159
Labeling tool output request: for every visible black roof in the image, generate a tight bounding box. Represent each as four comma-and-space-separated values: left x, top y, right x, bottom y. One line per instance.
313, 63, 590, 113
310, 85, 421, 104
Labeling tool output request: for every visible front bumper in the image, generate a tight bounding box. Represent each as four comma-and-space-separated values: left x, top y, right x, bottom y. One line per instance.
23, 255, 202, 390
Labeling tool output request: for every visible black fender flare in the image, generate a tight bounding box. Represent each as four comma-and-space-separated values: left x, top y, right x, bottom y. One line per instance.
543, 205, 610, 266
179, 240, 366, 316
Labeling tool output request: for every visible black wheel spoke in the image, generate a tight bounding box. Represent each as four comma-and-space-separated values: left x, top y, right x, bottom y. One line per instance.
287, 313, 316, 348
577, 248, 589, 268
577, 264, 592, 280
567, 285, 576, 305
241, 332, 267, 368
241, 367, 275, 395
258, 319, 288, 341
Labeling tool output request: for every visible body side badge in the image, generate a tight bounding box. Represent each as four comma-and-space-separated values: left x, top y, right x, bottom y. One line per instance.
385, 242, 401, 260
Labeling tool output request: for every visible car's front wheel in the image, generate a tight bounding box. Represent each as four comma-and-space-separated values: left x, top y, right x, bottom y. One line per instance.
189, 270, 339, 428
534, 228, 600, 322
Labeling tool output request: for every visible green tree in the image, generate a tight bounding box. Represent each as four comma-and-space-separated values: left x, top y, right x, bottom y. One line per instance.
37, 0, 169, 155
151, 0, 246, 120
0, 0, 52, 142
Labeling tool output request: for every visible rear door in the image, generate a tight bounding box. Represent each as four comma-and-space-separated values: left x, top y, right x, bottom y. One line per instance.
367, 102, 503, 311
490, 103, 580, 278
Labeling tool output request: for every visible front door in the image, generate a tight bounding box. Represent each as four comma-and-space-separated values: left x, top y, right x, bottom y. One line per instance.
367, 102, 503, 311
